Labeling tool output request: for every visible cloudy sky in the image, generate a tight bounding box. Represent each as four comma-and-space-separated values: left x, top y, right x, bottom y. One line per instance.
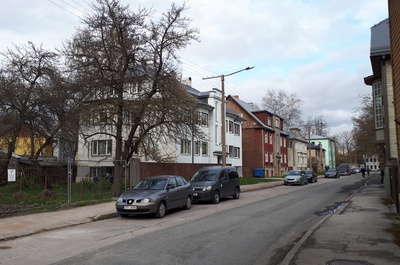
0, 0, 389, 136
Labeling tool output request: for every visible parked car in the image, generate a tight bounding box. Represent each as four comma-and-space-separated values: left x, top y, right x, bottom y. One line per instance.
325, 169, 340, 178
190, 166, 240, 204
283, 170, 308, 186
350, 168, 361, 174
115, 175, 193, 218
305, 170, 318, 183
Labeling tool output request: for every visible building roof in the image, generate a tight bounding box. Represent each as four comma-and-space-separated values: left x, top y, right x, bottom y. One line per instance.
227, 95, 276, 132
370, 18, 390, 56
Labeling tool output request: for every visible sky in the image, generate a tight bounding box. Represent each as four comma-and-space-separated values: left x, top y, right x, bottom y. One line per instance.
0, 0, 389, 136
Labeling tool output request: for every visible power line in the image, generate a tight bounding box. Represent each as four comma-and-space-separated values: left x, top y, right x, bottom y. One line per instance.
47, 0, 83, 20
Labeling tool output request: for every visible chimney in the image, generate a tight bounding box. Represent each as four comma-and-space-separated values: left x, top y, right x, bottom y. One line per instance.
233, 95, 239, 99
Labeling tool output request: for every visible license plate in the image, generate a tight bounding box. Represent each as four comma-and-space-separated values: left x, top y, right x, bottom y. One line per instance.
124, 205, 137, 210
193, 193, 198, 196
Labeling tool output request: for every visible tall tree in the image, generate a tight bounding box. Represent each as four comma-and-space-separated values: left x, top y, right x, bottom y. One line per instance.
261, 88, 303, 128
64, 0, 201, 196
303, 115, 329, 137
352, 94, 381, 163
0, 42, 79, 184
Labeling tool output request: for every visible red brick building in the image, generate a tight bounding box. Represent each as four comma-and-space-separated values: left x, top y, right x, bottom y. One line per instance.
226, 95, 288, 177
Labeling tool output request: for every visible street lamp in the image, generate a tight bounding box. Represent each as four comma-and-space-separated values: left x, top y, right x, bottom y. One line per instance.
203, 66, 254, 166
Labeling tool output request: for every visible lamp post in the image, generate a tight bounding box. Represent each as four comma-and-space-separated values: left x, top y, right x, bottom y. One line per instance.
203, 66, 254, 166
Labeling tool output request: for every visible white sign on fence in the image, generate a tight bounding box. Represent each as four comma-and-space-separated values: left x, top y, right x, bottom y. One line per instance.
8, 169, 16, 182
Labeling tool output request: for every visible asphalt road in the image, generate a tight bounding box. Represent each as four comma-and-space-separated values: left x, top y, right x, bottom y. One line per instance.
0, 175, 367, 265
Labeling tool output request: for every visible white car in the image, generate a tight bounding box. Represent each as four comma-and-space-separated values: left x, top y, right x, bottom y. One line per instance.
284, 170, 308, 186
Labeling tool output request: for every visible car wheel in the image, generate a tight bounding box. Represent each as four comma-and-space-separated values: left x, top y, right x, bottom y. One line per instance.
183, 196, 192, 210
155, 201, 166, 218
233, 188, 240, 199
212, 191, 220, 204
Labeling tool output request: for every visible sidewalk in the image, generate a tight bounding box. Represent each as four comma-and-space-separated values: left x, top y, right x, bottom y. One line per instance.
0, 176, 399, 265
284, 175, 400, 265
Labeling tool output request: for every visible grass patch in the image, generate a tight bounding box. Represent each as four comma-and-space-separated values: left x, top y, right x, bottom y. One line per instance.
240, 177, 281, 185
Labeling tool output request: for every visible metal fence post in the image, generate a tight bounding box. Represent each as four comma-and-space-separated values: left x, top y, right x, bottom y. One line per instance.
68, 159, 72, 203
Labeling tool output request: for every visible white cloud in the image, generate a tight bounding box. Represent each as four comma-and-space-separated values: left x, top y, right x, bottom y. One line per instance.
0, 0, 389, 137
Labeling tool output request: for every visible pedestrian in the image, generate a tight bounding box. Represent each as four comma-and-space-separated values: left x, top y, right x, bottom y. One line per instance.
361, 167, 366, 178
380, 169, 384, 184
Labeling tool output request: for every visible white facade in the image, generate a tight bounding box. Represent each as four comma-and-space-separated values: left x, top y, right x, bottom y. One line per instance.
75, 84, 244, 180
175, 88, 243, 168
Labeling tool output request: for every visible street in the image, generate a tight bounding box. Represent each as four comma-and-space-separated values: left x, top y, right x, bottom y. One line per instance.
0, 175, 368, 265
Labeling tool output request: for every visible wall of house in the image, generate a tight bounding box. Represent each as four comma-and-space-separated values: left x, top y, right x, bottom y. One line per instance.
241, 128, 263, 176
386, 63, 398, 159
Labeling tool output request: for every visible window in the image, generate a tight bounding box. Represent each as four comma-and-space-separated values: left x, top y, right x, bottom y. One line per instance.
198, 112, 209, 126
373, 82, 383, 129
168, 178, 177, 188
92, 109, 111, 125
194, 142, 200, 156
264, 134, 268, 144
275, 118, 280, 128
92, 140, 112, 156
228, 146, 240, 158
202, 142, 208, 156
229, 121, 234, 133
176, 177, 186, 186
234, 124, 240, 136
265, 152, 269, 162
270, 153, 273, 163
180, 140, 191, 155
215, 125, 218, 144
233, 147, 240, 158
268, 117, 272, 126
215, 102, 218, 121
269, 134, 273, 144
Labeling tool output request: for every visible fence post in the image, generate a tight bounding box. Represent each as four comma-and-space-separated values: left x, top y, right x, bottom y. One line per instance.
68, 159, 72, 203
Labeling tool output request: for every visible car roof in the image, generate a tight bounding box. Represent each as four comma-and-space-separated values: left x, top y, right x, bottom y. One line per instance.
145, 175, 183, 180
198, 166, 236, 171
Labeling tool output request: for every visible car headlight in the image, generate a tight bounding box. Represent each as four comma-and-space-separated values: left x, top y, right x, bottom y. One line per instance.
117, 197, 123, 203
141, 198, 151, 203
202, 186, 212, 191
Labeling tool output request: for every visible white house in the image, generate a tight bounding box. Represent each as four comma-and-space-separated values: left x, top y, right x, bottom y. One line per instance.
74, 78, 244, 180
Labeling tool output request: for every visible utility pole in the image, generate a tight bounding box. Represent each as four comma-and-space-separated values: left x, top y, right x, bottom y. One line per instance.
203, 66, 254, 166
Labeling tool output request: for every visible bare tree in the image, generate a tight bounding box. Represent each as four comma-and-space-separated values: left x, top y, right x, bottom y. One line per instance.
64, 0, 201, 196
303, 115, 329, 137
261, 88, 304, 128
0, 42, 80, 184
352, 94, 381, 163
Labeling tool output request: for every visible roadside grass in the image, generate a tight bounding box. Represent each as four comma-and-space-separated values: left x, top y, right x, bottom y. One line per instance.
240, 177, 282, 185
0, 177, 114, 217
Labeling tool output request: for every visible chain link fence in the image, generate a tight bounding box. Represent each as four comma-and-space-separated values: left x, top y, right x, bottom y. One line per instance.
0, 159, 127, 214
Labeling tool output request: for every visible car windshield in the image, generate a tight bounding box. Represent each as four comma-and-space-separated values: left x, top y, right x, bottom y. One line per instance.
191, 169, 219, 182
133, 179, 167, 190
288, 170, 301, 175
327, 169, 336, 172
